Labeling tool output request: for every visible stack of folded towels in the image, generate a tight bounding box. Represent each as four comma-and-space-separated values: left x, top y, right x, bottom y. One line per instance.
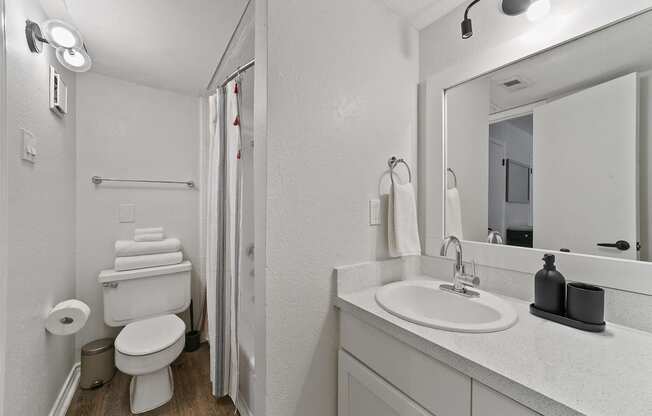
114, 227, 183, 271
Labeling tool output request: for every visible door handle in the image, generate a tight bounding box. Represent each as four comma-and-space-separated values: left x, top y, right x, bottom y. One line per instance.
597, 240, 630, 251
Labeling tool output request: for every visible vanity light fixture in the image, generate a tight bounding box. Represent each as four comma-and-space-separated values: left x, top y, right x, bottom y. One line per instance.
462, 0, 552, 39
25, 19, 92, 72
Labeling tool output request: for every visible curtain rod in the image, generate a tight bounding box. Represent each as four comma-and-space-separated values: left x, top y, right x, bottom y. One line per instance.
219, 59, 255, 89
206, 0, 253, 91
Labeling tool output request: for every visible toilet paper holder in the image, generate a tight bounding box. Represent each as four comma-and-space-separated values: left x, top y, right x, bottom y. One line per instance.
46, 299, 91, 336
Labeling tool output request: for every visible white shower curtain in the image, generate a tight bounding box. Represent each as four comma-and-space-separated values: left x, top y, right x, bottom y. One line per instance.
205, 78, 243, 401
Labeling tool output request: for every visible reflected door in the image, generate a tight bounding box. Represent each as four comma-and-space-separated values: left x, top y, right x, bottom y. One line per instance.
533, 73, 638, 259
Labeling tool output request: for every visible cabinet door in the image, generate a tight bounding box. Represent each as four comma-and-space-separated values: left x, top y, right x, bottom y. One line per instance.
472, 381, 540, 416
339, 350, 433, 416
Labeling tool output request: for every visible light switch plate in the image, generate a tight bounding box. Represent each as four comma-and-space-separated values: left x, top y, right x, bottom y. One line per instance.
21, 129, 37, 163
369, 199, 381, 226
119, 204, 136, 223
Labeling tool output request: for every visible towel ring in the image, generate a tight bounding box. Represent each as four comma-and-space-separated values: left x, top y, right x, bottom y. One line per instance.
447, 168, 457, 189
388, 157, 412, 186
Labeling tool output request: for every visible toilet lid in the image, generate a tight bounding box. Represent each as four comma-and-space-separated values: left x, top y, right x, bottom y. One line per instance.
115, 314, 186, 356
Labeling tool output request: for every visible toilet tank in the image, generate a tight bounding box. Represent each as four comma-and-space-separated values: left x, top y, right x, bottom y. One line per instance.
99, 261, 192, 327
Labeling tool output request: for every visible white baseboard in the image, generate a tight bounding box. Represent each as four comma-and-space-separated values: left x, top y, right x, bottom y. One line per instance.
48, 362, 80, 416
236, 392, 253, 416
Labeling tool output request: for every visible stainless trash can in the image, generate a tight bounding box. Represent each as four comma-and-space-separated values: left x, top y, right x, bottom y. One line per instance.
80, 338, 116, 389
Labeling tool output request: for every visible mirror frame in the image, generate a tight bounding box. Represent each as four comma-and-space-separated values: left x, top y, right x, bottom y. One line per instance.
419, 5, 652, 295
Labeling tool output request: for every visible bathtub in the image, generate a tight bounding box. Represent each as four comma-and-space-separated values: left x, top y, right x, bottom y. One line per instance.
238, 325, 255, 416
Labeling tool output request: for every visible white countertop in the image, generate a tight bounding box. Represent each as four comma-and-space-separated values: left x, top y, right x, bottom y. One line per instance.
335, 277, 652, 416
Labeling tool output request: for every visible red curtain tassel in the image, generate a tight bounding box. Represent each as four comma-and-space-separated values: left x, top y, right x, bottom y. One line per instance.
237, 150, 241, 160
233, 115, 240, 126
234, 83, 239, 94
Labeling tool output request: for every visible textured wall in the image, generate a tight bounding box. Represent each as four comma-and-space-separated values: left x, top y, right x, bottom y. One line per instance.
3, 0, 77, 413
420, 0, 652, 81
261, 0, 419, 415
74, 72, 201, 354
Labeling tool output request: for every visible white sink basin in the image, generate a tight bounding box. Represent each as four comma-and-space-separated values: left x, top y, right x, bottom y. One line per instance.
375, 280, 518, 333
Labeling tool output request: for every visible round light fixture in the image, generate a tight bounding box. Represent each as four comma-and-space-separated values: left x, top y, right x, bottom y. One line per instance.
42, 19, 83, 49
526, 0, 551, 22
463, 0, 552, 39
56, 47, 92, 72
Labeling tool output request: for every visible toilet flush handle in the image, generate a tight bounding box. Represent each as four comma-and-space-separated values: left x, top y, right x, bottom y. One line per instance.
102, 282, 119, 288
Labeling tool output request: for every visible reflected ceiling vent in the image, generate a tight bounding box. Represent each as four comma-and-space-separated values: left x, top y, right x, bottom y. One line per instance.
498, 76, 530, 92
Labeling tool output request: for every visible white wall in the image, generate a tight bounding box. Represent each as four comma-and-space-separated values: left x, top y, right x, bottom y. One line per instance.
2, 0, 77, 413
640, 71, 652, 261
420, 0, 652, 81
258, 1, 419, 415
74, 72, 201, 352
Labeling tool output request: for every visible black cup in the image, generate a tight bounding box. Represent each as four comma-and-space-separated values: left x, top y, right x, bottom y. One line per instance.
566, 282, 605, 324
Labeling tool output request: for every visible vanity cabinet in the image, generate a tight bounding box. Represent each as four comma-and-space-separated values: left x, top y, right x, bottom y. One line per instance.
472, 381, 540, 416
339, 312, 541, 416
339, 350, 433, 416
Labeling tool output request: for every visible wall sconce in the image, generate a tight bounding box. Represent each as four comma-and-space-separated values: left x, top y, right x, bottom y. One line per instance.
462, 0, 551, 39
25, 19, 92, 72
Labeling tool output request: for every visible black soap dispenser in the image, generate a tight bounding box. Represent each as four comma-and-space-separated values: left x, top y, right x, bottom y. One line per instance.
534, 254, 566, 315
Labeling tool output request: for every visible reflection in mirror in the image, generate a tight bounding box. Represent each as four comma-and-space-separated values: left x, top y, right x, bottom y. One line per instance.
445, 10, 652, 261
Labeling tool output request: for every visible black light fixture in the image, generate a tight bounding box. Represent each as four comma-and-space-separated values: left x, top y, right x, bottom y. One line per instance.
462, 0, 551, 39
461, 0, 481, 39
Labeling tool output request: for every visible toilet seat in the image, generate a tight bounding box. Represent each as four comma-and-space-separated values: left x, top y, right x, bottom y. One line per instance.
116, 314, 185, 356
115, 314, 186, 376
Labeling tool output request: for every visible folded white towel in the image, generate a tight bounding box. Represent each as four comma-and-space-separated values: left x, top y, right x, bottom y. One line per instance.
134, 232, 165, 242
114, 252, 183, 271
445, 188, 464, 240
115, 238, 181, 257
388, 182, 422, 257
135, 227, 164, 235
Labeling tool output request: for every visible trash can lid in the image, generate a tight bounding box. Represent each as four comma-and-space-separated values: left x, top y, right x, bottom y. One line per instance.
82, 338, 114, 356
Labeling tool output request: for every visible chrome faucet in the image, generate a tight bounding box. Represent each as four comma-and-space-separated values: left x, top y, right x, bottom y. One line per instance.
439, 236, 480, 297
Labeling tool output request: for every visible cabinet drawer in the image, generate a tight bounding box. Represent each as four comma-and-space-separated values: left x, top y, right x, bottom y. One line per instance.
339, 350, 434, 416
472, 381, 540, 416
340, 313, 471, 416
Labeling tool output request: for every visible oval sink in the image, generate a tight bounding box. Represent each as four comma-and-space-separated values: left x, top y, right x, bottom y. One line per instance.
375, 280, 518, 333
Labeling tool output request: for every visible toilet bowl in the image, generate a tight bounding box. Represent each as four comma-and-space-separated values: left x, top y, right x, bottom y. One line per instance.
99, 261, 192, 414
115, 314, 186, 413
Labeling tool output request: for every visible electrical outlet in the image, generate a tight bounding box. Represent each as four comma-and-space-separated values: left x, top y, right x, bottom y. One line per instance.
119, 204, 136, 223
21, 129, 37, 163
369, 199, 381, 226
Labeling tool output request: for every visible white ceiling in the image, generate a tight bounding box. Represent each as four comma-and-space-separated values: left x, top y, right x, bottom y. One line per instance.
43, 0, 248, 95
377, 0, 469, 29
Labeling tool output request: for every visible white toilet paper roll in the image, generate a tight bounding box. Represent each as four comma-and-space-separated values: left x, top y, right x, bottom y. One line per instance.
45, 300, 90, 336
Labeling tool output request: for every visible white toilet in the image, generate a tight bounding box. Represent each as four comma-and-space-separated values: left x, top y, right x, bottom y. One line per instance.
99, 261, 192, 414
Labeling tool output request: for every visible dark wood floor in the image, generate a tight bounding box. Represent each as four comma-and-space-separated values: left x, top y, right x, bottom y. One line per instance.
67, 343, 237, 416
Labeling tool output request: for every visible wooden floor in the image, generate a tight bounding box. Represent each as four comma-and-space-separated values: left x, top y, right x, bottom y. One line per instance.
67, 343, 237, 416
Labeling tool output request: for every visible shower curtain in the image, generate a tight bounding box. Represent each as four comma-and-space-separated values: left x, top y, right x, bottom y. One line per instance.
205, 78, 243, 401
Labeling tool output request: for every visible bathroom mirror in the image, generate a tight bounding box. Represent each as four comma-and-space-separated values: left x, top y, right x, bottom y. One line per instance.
444, 9, 652, 262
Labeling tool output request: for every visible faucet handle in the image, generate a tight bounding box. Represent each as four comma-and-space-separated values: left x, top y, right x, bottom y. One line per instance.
458, 273, 480, 288
459, 259, 480, 288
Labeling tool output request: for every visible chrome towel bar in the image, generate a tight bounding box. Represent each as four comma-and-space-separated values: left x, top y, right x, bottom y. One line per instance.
388, 156, 412, 185
91, 176, 195, 189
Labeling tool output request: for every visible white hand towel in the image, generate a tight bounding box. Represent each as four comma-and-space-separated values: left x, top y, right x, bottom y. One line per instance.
115, 238, 181, 257
134, 232, 165, 242
388, 182, 422, 257
135, 227, 164, 235
114, 252, 183, 271
445, 188, 464, 240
